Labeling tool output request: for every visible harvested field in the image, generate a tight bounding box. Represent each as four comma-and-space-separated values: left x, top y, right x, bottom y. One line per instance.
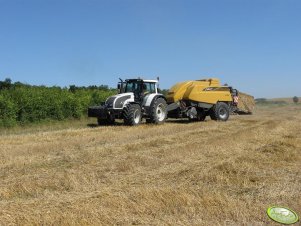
0, 105, 300, 225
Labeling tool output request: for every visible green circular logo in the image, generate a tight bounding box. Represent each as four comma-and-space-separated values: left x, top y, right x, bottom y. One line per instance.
267, 206, 299, 225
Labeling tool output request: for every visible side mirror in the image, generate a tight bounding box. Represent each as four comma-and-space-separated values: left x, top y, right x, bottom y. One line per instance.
117, 84, 121, 90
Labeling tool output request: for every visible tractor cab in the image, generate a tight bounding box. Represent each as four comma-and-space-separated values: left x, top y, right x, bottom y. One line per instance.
118, 79, 158, 102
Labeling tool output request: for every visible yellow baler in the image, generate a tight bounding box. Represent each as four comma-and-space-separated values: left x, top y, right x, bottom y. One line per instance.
166, 78, 254, 121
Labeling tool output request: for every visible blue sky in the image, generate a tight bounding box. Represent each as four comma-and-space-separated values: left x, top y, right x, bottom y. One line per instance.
0, 0, 300, 98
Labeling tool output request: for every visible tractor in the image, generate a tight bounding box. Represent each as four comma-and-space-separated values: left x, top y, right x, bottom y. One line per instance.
88, 78, 167, 126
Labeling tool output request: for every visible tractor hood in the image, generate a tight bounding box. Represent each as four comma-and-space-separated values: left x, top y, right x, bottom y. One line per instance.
105, 93, 134, 109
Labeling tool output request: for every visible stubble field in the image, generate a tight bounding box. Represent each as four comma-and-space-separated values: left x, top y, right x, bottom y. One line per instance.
0, 105, 300, 225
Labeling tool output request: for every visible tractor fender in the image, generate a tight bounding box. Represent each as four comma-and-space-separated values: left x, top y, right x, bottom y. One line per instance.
143, 94, 167, 116
143, 94, 166, 107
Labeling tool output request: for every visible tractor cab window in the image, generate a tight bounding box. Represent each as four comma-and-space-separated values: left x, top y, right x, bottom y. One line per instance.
142, 82, 156, 94
125, 81, 141, 93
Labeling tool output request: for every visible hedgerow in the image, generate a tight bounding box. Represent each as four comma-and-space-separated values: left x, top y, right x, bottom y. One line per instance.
0, 79, 117, 127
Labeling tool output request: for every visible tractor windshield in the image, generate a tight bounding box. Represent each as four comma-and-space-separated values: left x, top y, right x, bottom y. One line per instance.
142, 82, 156, 94
124, 81, 142, 93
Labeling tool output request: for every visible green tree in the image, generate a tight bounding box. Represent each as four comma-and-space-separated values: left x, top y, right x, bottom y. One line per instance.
0, 78, 12, 90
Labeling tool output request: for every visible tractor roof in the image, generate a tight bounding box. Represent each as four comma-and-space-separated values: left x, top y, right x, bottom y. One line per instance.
125, 79, 158, 83
143, 79, 158, 83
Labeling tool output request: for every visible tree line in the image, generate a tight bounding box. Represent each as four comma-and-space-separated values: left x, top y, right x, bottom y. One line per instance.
0, 78, 117, 127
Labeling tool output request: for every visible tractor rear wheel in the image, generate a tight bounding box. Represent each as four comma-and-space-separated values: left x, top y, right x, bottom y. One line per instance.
149, 98, 167, 124
123, 104, 142, 126
210, 102, 230, 121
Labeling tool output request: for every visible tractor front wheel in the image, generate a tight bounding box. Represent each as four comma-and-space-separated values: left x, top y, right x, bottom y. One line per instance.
123, 104, 142, 126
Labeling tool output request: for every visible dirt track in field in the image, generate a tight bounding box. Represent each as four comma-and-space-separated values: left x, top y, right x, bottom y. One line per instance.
0, 105, 300, 225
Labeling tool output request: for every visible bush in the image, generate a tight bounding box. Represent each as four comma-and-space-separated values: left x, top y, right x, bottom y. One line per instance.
0, 94, 18, 127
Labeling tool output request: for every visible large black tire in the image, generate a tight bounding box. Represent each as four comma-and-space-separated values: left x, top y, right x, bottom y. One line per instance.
149, 98, 167, 124
97, 117, 115, 126
123, 104, 142, 126
210, 102, 230, 121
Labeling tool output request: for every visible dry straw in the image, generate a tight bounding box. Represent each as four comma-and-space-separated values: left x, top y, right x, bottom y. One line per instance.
238, 92, 256, 113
